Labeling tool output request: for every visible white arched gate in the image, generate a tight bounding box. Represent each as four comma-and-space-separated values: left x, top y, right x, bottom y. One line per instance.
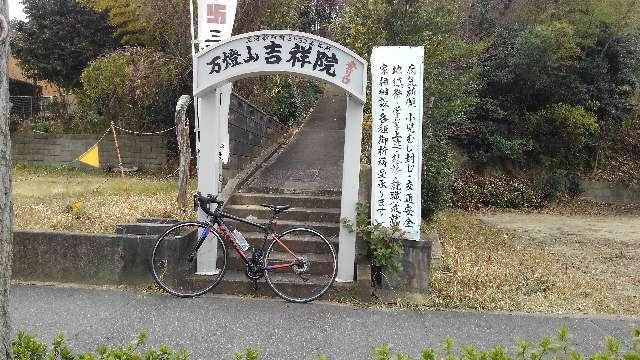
194, 30, 367, 282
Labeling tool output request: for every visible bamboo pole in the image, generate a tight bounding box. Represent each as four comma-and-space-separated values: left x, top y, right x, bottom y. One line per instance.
110, 121, 127, 192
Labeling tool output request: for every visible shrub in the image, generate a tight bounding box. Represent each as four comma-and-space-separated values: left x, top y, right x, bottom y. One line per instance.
361, 113, 373, 165
422, 137, 455, 218
78, 47, 186, 132
452, 170, 587, 209
10, 113, 25, 133
234, 75, 322, 126
234, 347, 260, 360
542, 169, 584, 202
12, 331, 189, 360
17, 111, 109, 135
452, 171, 546, 210
537, 104, 599, 143
370, 326, 640, 360
342, 202, 405, 274
269, 77, 299, 125
11, 326, 640, 360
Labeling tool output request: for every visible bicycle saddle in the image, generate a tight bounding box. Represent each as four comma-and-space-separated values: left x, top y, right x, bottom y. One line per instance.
260, 204, 291, 212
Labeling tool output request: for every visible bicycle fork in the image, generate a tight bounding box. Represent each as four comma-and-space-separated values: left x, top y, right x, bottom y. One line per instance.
187, 225, 211, 262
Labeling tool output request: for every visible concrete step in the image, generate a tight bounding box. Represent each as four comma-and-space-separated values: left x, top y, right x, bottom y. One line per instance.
242, 186, 342, 197
240, 232, 339, 253
224, 204, 340, 223
192, 270, 363, 301
225, 219, 340, 237
116, 223, 174, 236
136, 218, 181, 225
229, 193, 341, 209
220, 252, 336, 276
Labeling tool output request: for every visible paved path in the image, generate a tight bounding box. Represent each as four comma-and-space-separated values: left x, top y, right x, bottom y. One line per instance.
245, 87, 346, 194
11, 285, 639, 359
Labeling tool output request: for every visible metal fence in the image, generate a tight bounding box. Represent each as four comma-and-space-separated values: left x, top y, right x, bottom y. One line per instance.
9, 96, 53, 119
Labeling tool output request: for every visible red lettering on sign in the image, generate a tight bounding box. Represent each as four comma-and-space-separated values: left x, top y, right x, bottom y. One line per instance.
342, 60, 358, 84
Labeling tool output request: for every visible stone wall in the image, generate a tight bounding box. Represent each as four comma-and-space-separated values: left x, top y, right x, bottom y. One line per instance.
224, 94, 287, 178
11, 94, 286, 172
11, 133, 168, 169
13, 229, 155, 285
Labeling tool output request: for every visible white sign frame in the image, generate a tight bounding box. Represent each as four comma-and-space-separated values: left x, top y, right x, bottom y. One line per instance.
193, 30, 368, 282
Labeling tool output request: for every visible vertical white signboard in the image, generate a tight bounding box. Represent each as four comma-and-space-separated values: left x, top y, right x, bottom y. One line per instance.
194, 0, 237, 273
371, 47, 424, 241
197, 0, 237, 164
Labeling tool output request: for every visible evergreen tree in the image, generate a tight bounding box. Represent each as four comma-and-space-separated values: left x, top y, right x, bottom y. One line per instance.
11, 0, 120, 90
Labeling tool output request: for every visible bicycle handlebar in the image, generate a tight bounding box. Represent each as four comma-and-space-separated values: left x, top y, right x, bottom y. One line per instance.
193, 192, 224, 217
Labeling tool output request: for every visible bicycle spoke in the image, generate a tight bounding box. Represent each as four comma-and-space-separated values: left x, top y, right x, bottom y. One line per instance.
264, 228, 337, 303
151, 222, 227, 298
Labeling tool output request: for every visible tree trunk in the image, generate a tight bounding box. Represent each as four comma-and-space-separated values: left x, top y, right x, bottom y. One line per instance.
175, 95, 192, 208
0, 2, 13, 358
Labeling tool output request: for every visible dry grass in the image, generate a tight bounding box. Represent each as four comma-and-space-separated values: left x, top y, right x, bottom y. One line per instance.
12, 164, 196, 233
12, 165, 639, 315
409, 210, 640, 316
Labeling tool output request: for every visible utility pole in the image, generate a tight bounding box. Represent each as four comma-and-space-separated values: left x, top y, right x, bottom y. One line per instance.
0, 1, 13, 358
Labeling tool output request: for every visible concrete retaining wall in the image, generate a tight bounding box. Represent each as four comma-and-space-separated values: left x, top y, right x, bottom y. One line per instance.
13, 230, 155, 285
11, 133, 168, 169
580, 181, 640, 205
11, 94, 287, 172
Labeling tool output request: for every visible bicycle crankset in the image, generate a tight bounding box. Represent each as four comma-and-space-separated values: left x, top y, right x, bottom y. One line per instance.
245, 263, 264, 281
293, 257, 310, 274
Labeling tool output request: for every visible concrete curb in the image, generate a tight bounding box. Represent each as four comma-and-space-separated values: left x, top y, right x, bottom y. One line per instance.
13, 230, 156, 286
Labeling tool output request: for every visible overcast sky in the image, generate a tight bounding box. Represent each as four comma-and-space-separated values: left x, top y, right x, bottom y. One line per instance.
9, 1, 27, 21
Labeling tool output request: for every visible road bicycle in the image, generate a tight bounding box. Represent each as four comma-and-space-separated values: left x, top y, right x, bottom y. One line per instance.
150, 192, 337, 303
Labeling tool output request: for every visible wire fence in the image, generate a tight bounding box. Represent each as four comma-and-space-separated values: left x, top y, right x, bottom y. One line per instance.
14, 125, 180, 184
9, 96, 53, 119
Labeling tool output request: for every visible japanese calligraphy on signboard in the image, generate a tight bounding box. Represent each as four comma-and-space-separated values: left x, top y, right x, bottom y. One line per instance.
371, 47, 424, 241
194, 31, 367, 103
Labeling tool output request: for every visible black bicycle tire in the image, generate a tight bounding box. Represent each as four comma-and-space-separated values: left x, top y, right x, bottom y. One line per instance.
150, 221, 228, 298
264, 227, 337, 303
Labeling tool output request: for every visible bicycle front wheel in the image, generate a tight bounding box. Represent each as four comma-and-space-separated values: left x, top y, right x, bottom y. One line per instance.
264, 228, 337, 303
150, 222, 227, 298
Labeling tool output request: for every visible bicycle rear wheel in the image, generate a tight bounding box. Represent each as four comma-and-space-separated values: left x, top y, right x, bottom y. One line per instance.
264, 228, 337, 303
150, 222, 227, 298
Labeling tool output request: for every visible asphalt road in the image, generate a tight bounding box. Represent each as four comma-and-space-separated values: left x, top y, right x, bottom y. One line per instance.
10, 285, 639, 360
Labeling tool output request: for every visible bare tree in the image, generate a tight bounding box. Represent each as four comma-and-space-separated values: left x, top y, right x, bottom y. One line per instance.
0, 0, 12, 358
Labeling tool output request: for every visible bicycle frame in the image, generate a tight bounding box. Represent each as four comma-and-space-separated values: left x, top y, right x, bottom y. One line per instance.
205, 209, 300, 271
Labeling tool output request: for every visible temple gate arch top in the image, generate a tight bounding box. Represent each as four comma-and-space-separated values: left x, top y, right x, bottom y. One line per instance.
194, 30, 367, 282
194, 30, 367, 103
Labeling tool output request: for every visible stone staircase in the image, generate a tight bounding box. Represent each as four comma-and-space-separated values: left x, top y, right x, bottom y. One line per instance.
116, 192, 367, 300
215, 192, 351, 298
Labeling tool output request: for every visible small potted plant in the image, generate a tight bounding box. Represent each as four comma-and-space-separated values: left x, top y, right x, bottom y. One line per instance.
342, 202, 405, 287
